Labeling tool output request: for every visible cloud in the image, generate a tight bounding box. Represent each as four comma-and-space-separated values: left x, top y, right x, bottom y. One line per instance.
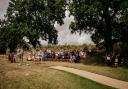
0, 0, 93, 45
0, 0, 9, 19
55, 11, 93, 45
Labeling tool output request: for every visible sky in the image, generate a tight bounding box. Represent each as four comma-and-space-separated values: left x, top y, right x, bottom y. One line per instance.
0, 0, 93, 45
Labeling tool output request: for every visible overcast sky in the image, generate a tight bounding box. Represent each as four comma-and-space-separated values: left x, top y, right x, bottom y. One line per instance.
0, 0, 93, 45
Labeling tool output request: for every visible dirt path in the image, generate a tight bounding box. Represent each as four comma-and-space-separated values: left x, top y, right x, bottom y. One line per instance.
50, 66, 128, 89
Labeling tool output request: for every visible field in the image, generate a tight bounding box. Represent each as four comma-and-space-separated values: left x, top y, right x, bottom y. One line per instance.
1, 50, 128, 89
0, 55, 116, 89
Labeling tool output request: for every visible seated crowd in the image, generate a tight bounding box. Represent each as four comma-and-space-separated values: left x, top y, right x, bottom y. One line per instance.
27, 49, 87, 63
8, 47, 123, 67
8, 48, 87, 63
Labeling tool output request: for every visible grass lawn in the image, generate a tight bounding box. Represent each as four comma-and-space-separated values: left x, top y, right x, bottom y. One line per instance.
0, 55, 115, 89
46, 62, 128, 82
23, 51, 128, 82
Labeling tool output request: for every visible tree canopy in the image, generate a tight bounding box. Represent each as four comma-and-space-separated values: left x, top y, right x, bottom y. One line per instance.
0, 0, 67, 52
69, 0, 128, 54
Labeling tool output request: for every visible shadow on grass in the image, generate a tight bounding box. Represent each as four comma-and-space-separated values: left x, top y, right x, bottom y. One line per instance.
81, 55, 108, 67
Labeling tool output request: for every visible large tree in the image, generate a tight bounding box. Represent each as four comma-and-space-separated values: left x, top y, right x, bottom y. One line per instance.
69, 0, 128, 54
0, 0, 67, 52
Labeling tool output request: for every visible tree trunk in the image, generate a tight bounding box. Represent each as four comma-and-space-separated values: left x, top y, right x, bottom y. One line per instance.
104, 14, 113, 55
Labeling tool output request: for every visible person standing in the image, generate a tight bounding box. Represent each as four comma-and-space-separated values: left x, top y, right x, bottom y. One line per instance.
17, 48, 20, 63
114, 55, 119, 67
106, 54, 111, 65
9, 52, 15, 63
75, 51, 80, 63
31, 49, 36, 61
20, 48, 24, 62
17, 47, 24, 63
69, 51, 73, 63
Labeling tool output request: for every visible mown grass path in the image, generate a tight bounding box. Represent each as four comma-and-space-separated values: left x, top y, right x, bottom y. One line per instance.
50, 66, 128, 89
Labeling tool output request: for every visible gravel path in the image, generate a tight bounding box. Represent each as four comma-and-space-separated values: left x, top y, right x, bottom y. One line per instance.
50, 66, 128, 89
